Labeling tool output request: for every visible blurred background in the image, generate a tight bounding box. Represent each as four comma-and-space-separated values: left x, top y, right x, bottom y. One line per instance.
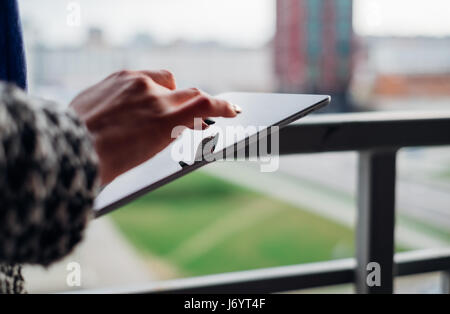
18, 0, 450, 293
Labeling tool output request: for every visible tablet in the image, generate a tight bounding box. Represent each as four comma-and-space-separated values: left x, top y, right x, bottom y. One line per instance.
93, 92, 330, 217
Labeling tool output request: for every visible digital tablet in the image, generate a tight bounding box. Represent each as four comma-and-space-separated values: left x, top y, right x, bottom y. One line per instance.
93, 92, 330, 217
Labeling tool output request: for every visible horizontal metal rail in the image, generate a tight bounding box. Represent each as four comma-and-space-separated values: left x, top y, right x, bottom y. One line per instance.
81, 249, 450, 294
279, 111, 450, 154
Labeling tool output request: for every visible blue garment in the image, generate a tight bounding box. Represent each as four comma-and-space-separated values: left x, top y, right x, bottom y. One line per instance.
0, 0, 27, 90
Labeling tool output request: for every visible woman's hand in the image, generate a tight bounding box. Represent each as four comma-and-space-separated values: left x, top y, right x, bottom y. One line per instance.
70, 70, 238, 185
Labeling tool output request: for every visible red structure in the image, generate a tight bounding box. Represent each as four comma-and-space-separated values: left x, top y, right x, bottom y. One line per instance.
275, 0, 354, 111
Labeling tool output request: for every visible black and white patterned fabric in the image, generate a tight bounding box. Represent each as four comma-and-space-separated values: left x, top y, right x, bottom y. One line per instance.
0, 83, 100, 293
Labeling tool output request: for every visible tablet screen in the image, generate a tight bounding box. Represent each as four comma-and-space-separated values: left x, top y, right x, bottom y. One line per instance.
93, 92, 329, 217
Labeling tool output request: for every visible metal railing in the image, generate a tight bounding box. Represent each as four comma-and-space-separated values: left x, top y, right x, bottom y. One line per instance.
92, 111, 450, 294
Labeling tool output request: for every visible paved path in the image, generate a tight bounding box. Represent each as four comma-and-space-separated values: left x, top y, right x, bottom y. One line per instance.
23, 218, 156, 293
276, 149, 450, 230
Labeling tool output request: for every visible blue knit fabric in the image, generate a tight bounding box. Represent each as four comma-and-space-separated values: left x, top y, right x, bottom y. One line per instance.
0, 0, 27, 90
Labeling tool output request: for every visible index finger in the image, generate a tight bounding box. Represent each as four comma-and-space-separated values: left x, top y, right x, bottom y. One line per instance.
141, 70, 176, 90
171, 95, 239, 127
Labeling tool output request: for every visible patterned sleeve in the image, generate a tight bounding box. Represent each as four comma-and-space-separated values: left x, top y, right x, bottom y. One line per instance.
0, 83, 100, 267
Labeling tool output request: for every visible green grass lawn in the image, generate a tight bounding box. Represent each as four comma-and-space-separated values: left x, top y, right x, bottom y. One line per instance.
111, 171, 355, 278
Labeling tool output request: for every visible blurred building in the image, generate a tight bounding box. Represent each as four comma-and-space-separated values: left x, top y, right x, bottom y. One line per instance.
274, 0, 354, 112
352, 36, 450, 111
28, 28, 274, 105
368, 37, 450, 97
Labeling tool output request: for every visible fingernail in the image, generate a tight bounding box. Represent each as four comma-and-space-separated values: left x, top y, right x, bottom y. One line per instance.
231, 103, 242, 114
204, 118, 216, 125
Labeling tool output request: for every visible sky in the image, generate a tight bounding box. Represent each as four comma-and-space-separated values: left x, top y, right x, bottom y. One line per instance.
19, 0, 450, 47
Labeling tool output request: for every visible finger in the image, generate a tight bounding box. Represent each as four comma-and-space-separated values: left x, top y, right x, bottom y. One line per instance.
200, 121, 210, 130
141, 70, 176, 90
168, 87, 202, 104
171, 95, 238, 127
182, 95, 237, 118
183, 118, 209, 130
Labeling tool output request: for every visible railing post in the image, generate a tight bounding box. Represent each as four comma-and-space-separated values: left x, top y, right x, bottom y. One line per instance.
442, 271, 450, 294
356, 149, 397, 294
